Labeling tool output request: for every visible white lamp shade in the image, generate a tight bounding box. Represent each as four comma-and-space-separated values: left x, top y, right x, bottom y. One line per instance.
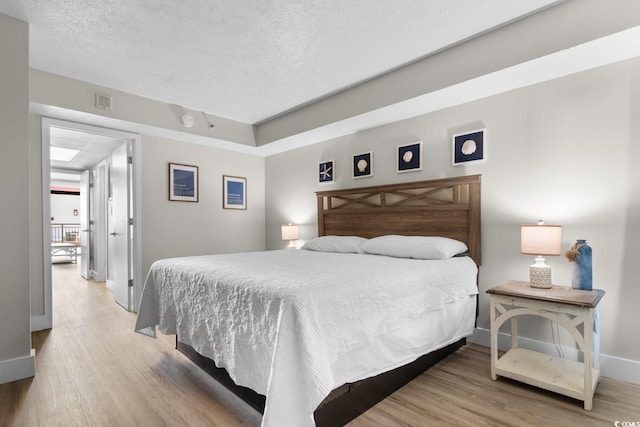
281, 224, 299, 241
521, 224, 562, 256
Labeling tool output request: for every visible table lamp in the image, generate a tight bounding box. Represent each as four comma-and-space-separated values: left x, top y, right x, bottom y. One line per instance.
521, 221, 562, 288
281, 223, 299, 250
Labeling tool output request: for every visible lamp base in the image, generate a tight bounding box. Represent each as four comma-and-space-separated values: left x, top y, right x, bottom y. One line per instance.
286, 241, 297, 250
529, 262, 552, 289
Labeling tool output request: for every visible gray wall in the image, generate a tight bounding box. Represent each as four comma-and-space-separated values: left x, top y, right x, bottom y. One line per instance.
0, 14, 31, 367
29, 70, 255, 148
50, 193, 80, 224
140, 135, 265, 279
29, 115, 45, 317
26, 101, 266, 321
265, 58, 640, 363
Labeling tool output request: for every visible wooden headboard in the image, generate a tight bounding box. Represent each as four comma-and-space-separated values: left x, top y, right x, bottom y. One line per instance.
315, 174, 481, 265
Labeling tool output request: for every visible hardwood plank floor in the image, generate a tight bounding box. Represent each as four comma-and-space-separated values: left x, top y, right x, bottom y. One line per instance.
0, 261, 261, 427
1, 259, 638, 426
349, 344, 640, 427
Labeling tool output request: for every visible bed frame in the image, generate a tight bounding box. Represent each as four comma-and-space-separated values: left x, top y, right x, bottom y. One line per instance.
177, 174, 482, 426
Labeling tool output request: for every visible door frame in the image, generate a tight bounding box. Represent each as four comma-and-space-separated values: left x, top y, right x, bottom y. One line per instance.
38, 118, 142, 330
79, 169, 92, 280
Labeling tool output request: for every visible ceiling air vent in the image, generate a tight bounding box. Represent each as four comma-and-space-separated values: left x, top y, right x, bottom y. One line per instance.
95, 93, 113, 111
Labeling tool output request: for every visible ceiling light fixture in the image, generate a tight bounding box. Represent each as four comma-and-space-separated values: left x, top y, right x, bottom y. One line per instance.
181, 114, 194, 128
50, 146, 80, 162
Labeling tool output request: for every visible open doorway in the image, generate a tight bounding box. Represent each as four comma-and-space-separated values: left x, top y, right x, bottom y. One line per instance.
39, 118, 142, 330
51, 148, 118, 283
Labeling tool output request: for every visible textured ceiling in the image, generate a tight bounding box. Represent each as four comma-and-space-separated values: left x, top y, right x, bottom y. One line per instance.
0, 0, 559, 123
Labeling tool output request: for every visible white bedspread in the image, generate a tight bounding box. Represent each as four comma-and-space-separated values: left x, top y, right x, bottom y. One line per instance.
135, 250, 478, 427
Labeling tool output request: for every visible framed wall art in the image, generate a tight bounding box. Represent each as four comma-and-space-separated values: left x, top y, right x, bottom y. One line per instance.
452, 128, 486, 165
352, 151, 373, 179
319, 160, 335, 183
223, 175, 247, 210
168, 163, 198, 202
397, 141, 422, 173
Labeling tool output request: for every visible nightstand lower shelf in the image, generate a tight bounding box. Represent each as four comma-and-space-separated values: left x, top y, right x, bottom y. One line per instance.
488, 281, 605, 410
495, 348, 600, 401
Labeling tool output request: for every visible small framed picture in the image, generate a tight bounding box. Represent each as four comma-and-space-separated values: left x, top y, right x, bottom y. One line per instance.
319, 160, 335, 183
452, 129, 486, 165
223, 175, 247, 210
397, 141, 422, 173
353, 151, 373, 179
168, 163, 198, 202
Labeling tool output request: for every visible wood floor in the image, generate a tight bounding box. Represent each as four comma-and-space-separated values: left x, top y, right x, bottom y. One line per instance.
1, 260, 639, 426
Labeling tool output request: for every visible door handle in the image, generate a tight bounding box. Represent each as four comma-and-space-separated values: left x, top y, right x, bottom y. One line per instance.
110, 232, 118, 236
82, 229, 91, 232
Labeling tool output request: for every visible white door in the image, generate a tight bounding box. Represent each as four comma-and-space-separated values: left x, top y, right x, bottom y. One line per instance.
79, 170, 91, 280
107, 142, 132, 310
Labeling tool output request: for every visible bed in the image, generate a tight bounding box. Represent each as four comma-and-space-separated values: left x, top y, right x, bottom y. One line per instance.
135, 174, 481, 427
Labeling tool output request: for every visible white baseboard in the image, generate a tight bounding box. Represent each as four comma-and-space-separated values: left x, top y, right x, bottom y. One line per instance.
469, 327, 640, 385
31, 315, 51, 332
0, 349, 35, 384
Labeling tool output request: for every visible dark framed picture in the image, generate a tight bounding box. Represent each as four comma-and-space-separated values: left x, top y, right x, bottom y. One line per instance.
452, 129, 486, 165
168, 163, 198, 202
319, 160, 335, 183
397, 141, 422, 173
223, 175, 247, 210
353, 151, 373, 179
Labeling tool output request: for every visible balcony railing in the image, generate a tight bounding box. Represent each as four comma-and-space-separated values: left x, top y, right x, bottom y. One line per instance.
51, 223, 81, 245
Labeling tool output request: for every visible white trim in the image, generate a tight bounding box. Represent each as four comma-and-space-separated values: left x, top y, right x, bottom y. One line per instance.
41, 118, 143, 323
0, 349, 35, 384
132, 136, 143, 311
469, 327, 640, 385
40, 119, 53, 330
599, 353, 640, 386
31, 315, 49, 332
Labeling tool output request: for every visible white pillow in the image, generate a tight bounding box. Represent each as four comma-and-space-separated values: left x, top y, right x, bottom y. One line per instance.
301, 235, 368, 254
360, 235, 468, 260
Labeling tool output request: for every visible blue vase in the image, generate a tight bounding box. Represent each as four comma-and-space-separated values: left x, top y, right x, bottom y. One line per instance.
571, 239, 592, 291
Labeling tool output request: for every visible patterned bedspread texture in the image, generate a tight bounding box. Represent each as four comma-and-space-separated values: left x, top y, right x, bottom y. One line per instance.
135, 250, 478, 427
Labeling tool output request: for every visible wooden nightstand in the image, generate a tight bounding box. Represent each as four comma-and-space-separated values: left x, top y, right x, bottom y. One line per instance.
487, 280, 605, 410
